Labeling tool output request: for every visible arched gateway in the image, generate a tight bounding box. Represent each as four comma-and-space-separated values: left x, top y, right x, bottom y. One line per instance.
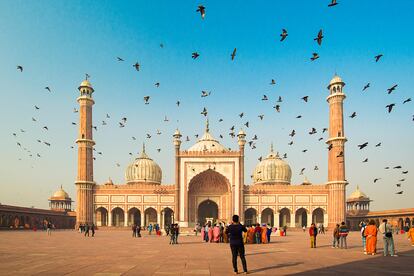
188, 169, 231, 226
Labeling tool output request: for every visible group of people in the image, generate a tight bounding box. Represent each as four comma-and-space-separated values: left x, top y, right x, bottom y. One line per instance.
360, 219, 399, 256
146, 223, 161, 236
166, 223, 180, 244
200, 222, 225, 243
131, 224, 142, 237
78, 223, 95, 237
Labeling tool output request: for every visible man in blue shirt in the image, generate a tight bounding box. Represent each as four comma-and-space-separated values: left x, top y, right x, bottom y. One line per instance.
226, 215, 248, 274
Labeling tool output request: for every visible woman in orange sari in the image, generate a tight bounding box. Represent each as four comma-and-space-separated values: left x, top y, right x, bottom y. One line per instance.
247, 226, 255, 244
364, 219, 378, 255
261, 224, 268, 244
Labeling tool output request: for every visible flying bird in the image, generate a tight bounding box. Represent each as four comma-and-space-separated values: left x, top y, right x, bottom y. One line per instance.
143, 96, 150, 104
310, 53, 319, 61
349, 112, 357, 118
301, 96, 309, 102
328, 0, 338, 7
117, 57, 124, 62
196, 5, 205, 19
358, 142, 368, 149
277, 96, 282, 103
192, 52, 200, 59
133, 62, 140, 71
261, 95, 268, 101
395, 191, 403, 195
155, 82, 160, 87
201, 91, 211, 97
201, 107, 208, 116
363, 83, 370, 91
374, 54, 383, 62
387, 84, 398, 94
35, 105, 40, 110
231, 48, 237, 60
362, 158, 368, 163
273, 105, 280, 112
280, 29, 288, 41
270, 79, 276, 85
258, 115, 264, 120
402, 171, 408, 174
386, 103, 395, 113
374, 178, 381, 183
289, 129, 296, 137
403, 98, 411, 104
314, 29, 323, 46
17, 65, 23, 72
375, 142, 381, 147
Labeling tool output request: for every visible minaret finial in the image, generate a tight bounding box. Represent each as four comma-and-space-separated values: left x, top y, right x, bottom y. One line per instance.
142, 142, 146, 153
206, 118, 209, 133
270, 142, 274, 153
85, 73, 90, 80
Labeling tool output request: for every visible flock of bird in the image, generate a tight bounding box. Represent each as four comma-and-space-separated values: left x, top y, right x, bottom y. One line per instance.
11, 0, 411, 195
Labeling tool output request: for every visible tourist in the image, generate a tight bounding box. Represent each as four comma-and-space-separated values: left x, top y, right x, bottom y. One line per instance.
332, 224, 340, 248
261, 224, 267, 244
339, 222, 349, 249
148, 223, 153, 235
170, 223, 176, 245
136, 225, 141, 237
165, 224, 170, 236
309, 223, 317, 248
247, 226, 254, 244
46, 221, 52, 236
91, 223, 95, 237
321, 224, 325, 234
407, 225, 414, 246
379, 219, 398, 257
155, 223, 160, 236
84, 223, 90, 237
226, 215, 248, 274
283, 225, 287, 236
219, 223, 224, 243
224, 224, 229, 243
360, 221, 367, 253
208, 222, 213, 243
78, 223, 83, 233
132, 224, 137, 237
266, 224, 272, 243
302, 225, 306, 232
193, 223, 199, 236
254, 223, 262, 244
364, 219, 378, 255
213, 224, 220, 242
203, 222, 209, 242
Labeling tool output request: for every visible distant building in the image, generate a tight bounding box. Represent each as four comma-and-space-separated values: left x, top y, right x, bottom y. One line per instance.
346, 186, 414, 230
0, 186, 76, 230
75, 76, 349, 229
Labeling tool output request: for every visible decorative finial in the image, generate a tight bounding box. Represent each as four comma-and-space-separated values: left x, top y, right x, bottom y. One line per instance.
206, 118, 210, 133
356, 185, 359, 191
60, 184, 63, 190
142, 142, 146, 153
270, 142, 274, 153
85, 73, 90, 80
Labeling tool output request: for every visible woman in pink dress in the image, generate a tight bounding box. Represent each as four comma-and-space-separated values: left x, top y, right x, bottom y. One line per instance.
208, 222, 213, 242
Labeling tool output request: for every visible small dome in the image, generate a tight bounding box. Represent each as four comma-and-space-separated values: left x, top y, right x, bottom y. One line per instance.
78, 79, 94, 92
238, 129, 246, 136
187, 121, 228, 152
253, 146, 292, 184
125, 145, 162, 184
328, 75, 345, 89
52, 186, 70, 199
348, 186, 368, 200
173, 129, 181, 137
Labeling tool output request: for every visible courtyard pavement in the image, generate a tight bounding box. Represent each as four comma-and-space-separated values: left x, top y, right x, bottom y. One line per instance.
0, 229, 413, 275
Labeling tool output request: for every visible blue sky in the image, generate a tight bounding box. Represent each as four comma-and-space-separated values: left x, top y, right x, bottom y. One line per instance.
0, 0, 412, 210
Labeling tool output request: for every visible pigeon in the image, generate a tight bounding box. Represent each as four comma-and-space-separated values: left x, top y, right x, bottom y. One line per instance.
300, 168, 305, 175
393, 166, 402, 169
106, 114, 110, 118
176, 101, 180, 107
301, 96, 309, 102
386, 103, 395, 113
289, 129, 296, 137
314, 29, 323, 46
45, 87, 51, 92
155, 82, 160, 87
399, 179, 406, 182
322, 128, 328, 133
387, 84, 398, 94
201, 107, 208, 116
362, 83, 370, 91
32, 117, 37, 122
43, 126, 48, 131
302, 149, 308, 153
156, 130, 162, 135
309, 128, 317, 135
375, 142, 381, 147
73, 108, 78, 113
231, 48, 237, 60
117, 57, 124, 62
270, 79, 276, 85
328, 0, 338, 7
121, 117, 127, 123
258, 115, 264, 120
196, 5, 205, 19
35, 105, 40, 110
395, 191, 403, 195
280, 29, 288, 41
261, 95, 268, 101
143, 96, 150, 104
318, 137, 323, 141
157, 148, 161, 152
17, 65, 23, 72
310, 53, 319, 61
133, 62, 140, 71
314, 166, 319, 170
273, 105, 281, 112
362, 158, 368, 163
374, 54, 383, 62
192, 52, 200, 59
132, 136, 136, 140
288, 141, 293, 145
328, 144, 333, 151
44, 142, 51, 146
146, 134, 152, 139
119, 122, 125, 128
201, 91, 211, 97
244, 121, 249, 128
396, 184, 401, 187
277, 96, 283, 102
385, 167, 390, 169
239, 112, 244, 118
403, 98, 411, 104
374, 178, 381, 183
358, 142, 368, 149
349, 112, 357, 118
296, 115, 302, 119
71, 122, 76, 125
102, 121, 107, 125
402, 171, 408, 174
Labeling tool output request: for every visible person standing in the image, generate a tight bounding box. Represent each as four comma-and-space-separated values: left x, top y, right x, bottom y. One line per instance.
170, 224, 176, 245
226, 215, 248, 274
379, 219, 398, 257
364, 219, 378, 255
174, 224, 180, 244
91, 223, 95, 237
283, 225, 287, 236
266, 224, 272, 243
309, 223, 317, 248
332, 224, 340, 248
136, 225, 141, 237
360, 221, 367, 253
208, 222, 213, 243
407, 225, 414, 246
339, 222, 349, 249
219, 223, 224, 243
254, 223, 262, 244
213, 224, 220, 242
84, 224, 90, 237
132, 224, 137, 238
46, 222, 52, 236
148, 224, 153, 235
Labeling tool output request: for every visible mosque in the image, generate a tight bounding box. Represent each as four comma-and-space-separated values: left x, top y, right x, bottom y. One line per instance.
74, 75, 349, 230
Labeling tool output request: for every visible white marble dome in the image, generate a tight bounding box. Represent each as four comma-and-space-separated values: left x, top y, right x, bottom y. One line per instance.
187, 121, 228, 152
125, 146, 162, 184
253, 147, 292, 184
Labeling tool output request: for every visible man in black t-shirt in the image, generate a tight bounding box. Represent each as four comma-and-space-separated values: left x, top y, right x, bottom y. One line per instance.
226, 215, 248, 274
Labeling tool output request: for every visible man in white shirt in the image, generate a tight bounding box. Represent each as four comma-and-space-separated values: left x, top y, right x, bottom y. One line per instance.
379, 219, 398, 257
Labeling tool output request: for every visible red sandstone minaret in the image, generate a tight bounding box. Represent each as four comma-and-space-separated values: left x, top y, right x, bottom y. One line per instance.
173, 128, 182, 223
326, 75, 347, 228
75, 77, 95, 228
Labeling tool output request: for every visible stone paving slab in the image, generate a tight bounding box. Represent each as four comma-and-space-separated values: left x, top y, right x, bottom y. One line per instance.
0, 230, 413, 275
